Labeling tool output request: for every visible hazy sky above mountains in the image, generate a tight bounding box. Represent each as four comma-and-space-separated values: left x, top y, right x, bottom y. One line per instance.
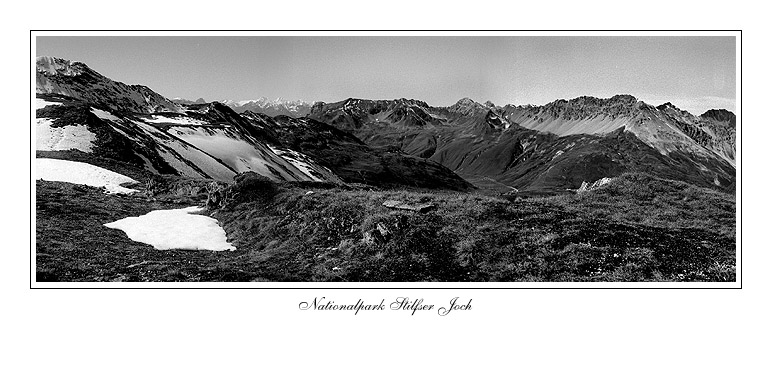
36, 35, 736, 114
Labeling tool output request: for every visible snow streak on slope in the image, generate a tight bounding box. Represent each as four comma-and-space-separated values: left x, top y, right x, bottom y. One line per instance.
36, 158, 138, 194
170, 128, 283, 180
76, 106, 226, 178
268, 145, 333, 182
36, 118, 96, 153
130, 120, 237, 182
144, 114, 208, 125
104, 206, 236, 251
90, 107, 121, 121
168, 125, 341, 183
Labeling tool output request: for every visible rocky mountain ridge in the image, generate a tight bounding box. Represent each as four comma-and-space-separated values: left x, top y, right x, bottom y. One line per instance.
36, 56, 182, 114
308, 95, 736, 192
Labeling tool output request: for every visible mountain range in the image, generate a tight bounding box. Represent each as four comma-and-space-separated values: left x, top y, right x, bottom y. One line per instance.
34, 56, 736, 194
35, 57, 470, 191
219, 98, 313, 118
308, 95, 735, 192
174, 97, 313, 118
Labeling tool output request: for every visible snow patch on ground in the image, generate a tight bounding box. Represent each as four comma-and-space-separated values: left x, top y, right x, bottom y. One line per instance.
36, 118, 96, 153
36, 98, 61, 110
104, 206, 236, 251
36, 158, 138, 194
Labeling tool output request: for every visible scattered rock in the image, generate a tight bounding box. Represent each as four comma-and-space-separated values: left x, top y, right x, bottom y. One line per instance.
362, 230, 378, 245
110, 274, 129, 282
382, 200, 436, 213
362, 228, 389, 245
376, 222, 390, 237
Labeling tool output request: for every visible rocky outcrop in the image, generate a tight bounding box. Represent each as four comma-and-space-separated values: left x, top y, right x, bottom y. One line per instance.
577, 177, 613, 192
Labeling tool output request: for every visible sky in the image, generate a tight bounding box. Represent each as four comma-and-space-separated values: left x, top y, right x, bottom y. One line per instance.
36, 35, 736, 114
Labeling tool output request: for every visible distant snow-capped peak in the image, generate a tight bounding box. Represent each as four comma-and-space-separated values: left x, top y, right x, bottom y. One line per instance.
219, 97, 313, 117
222, 97, 311, 107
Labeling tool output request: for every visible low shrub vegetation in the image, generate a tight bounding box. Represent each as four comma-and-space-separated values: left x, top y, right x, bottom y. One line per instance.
36, 172, 736, 282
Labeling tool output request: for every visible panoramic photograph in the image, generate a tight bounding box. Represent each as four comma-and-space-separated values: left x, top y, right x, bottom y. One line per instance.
32, 34, 738, 283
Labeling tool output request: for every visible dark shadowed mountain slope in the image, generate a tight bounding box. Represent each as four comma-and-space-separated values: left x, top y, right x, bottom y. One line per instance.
308, 96, 736, 193
240, 111, 474, 191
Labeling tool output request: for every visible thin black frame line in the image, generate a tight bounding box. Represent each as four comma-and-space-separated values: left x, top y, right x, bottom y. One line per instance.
30, 30, 742, 290
31, 29, 742, 31
36, 287, 743, 290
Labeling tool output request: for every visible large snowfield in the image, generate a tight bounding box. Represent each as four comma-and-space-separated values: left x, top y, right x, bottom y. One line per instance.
104, 206, 236, 251
36, 118, 96, 153
36, 158, 139, 194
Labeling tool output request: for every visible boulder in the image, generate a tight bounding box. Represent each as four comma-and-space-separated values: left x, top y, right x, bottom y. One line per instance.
382, 200, 436, 213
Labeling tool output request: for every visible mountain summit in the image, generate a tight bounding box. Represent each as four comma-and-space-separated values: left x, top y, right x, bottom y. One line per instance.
36, 56, 182, 114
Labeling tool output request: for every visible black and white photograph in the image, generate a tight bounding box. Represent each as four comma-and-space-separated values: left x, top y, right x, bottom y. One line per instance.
32, 33, 738, 285
8, 1, 772, 378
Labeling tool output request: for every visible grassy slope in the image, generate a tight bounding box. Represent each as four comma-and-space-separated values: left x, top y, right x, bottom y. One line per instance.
213, 172, 735, 282
35, 171, 735, 282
